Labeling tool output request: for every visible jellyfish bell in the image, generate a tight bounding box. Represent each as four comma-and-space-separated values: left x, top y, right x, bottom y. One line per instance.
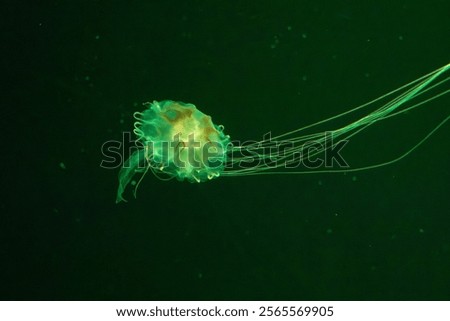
134, 100, 230, 182
116, 62, 450, 203
116, 100, 230, 203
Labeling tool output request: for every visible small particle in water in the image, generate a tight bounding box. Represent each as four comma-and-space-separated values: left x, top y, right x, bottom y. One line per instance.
270, 35, 280, 49
59, 162, 66, 170
419, 228, 425, 233
131, 180, 137, 186
398, 35, 404, 41
95, 34, 100, 40
326, 228, 333, 234
318, 180, 323, 186
287, 26, 292, 31
198, 273, 203, 279
301, 33, 307, 39
352, 176, 357, 182
85, 75, 90, 81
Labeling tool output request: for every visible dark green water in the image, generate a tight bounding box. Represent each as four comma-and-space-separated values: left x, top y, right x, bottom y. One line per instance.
2, 1, 449, 300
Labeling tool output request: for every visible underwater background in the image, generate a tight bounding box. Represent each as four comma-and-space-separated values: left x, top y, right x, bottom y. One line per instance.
2, 0, 449, 300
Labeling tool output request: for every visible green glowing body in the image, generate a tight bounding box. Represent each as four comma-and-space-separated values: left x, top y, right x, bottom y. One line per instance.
116, 100, 229, 203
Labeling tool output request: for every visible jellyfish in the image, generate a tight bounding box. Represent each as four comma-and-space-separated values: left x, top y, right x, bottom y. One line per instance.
116, 62, 449, 203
